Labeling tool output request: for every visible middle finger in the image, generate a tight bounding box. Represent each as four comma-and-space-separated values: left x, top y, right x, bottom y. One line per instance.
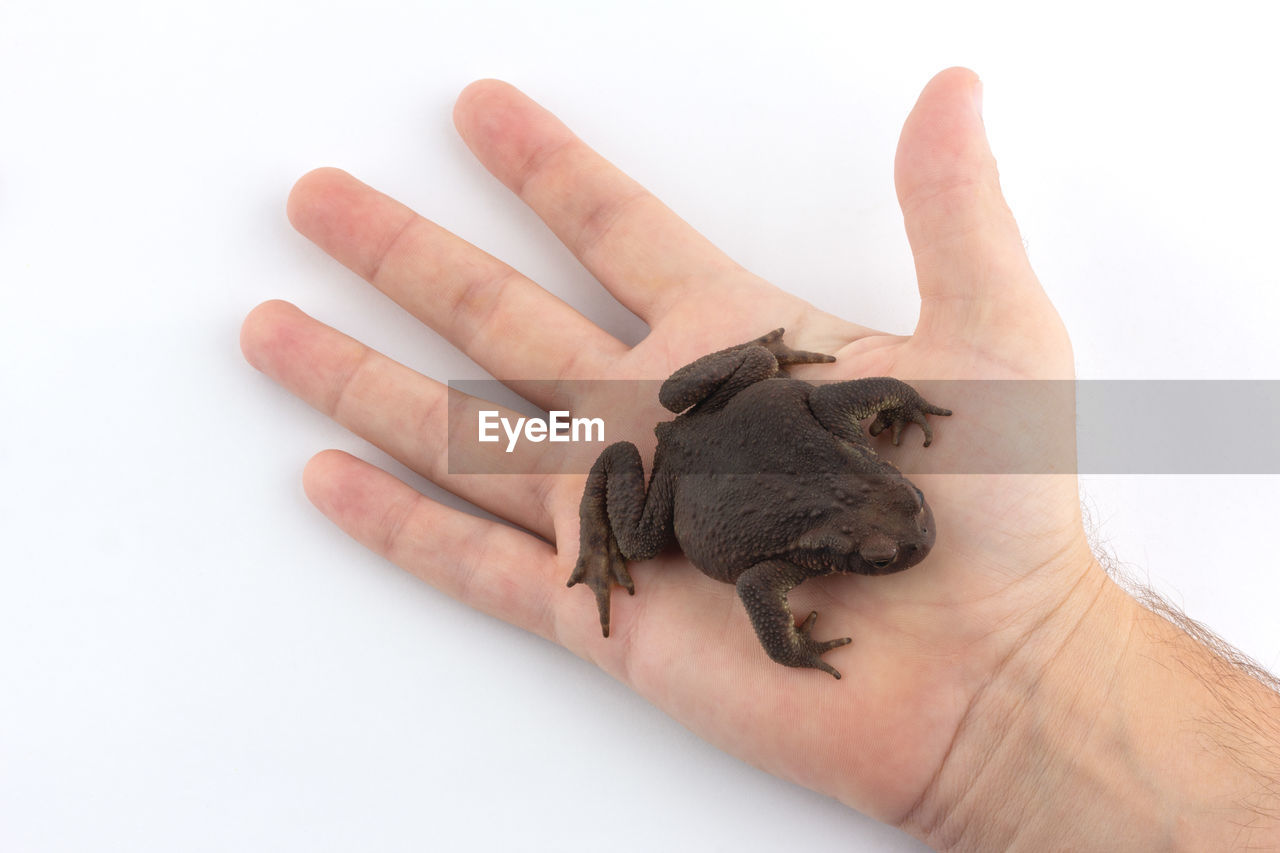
287, 167, 627, 402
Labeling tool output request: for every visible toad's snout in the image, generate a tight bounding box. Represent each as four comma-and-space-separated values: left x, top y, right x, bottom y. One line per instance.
858, 499, 936, 574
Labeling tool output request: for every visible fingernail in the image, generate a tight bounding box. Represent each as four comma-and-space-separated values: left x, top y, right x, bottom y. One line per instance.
972, 78, 984, 119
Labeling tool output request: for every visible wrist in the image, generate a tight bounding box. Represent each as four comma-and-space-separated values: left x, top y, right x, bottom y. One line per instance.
903, 561, 1280, 852
1107, 591, 1280, 850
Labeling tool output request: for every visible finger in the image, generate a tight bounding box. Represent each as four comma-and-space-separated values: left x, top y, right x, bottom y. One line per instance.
303, 449, 560, 642
893, 68, 1047, 335
287, 167, 625, 390
242, 299, 556, 539
453, 79, 744, 323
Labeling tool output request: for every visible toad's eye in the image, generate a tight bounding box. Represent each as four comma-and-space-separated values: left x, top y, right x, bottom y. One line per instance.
913, 487, 925, 509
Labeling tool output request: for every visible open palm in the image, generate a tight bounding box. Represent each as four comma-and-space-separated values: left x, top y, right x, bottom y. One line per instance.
242, 67, 1098, 829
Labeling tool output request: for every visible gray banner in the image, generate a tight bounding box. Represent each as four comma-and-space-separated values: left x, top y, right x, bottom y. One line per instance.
445, 379, 1280, 475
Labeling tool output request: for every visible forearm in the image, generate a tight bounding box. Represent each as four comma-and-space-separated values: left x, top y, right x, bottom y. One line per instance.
903, 565, 1280, 852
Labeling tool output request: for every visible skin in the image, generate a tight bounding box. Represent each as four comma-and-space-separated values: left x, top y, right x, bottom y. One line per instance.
241, 68, 1280, 849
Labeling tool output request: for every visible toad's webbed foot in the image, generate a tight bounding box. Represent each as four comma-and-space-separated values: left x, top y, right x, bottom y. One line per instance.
868, 396, 952, 447
736, 560, 851, 679
789, 611, 853, 679
567, 531, 633, 638
751, 327, 837, 371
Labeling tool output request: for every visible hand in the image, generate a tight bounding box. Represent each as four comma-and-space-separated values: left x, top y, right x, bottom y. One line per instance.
241, 69, 1279, 848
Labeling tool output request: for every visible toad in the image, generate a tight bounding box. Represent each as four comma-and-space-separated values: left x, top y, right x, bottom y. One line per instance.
569, 329, 950, 678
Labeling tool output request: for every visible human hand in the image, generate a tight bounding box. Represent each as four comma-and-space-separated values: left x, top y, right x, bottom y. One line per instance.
243, 69, 1276, 848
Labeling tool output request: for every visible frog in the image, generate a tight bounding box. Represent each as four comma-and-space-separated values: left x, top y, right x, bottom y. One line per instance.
569, 329, 951, 678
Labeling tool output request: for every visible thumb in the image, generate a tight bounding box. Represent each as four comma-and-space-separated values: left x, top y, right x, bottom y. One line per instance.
895, 68, 1047, 343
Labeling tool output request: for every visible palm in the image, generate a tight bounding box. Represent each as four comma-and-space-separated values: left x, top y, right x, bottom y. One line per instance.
243, 68, 1093, 826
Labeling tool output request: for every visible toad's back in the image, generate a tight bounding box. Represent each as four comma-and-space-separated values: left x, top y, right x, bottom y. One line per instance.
657, 377, 877, 476
658, 378, 891, 581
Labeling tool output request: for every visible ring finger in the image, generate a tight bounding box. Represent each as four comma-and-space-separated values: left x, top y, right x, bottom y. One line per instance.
241, 299, 560, 539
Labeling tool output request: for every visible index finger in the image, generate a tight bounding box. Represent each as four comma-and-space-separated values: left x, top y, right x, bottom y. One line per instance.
453, 80, 745, 324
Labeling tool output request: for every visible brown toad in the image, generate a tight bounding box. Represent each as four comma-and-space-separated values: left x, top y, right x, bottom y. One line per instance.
570, 329, 950, 678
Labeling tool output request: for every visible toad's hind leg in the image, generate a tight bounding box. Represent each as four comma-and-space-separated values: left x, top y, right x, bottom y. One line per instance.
809, 377, 951, 447
735, 560, 851, 678
569, 442, 674, 637
658, 328, 836, 414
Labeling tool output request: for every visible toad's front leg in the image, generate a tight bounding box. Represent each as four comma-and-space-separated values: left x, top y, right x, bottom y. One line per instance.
735, 560, 852, 679
569, 441, 674, 637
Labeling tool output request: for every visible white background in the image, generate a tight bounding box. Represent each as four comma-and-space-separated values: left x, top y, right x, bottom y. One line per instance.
2, 2, 1277, 851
